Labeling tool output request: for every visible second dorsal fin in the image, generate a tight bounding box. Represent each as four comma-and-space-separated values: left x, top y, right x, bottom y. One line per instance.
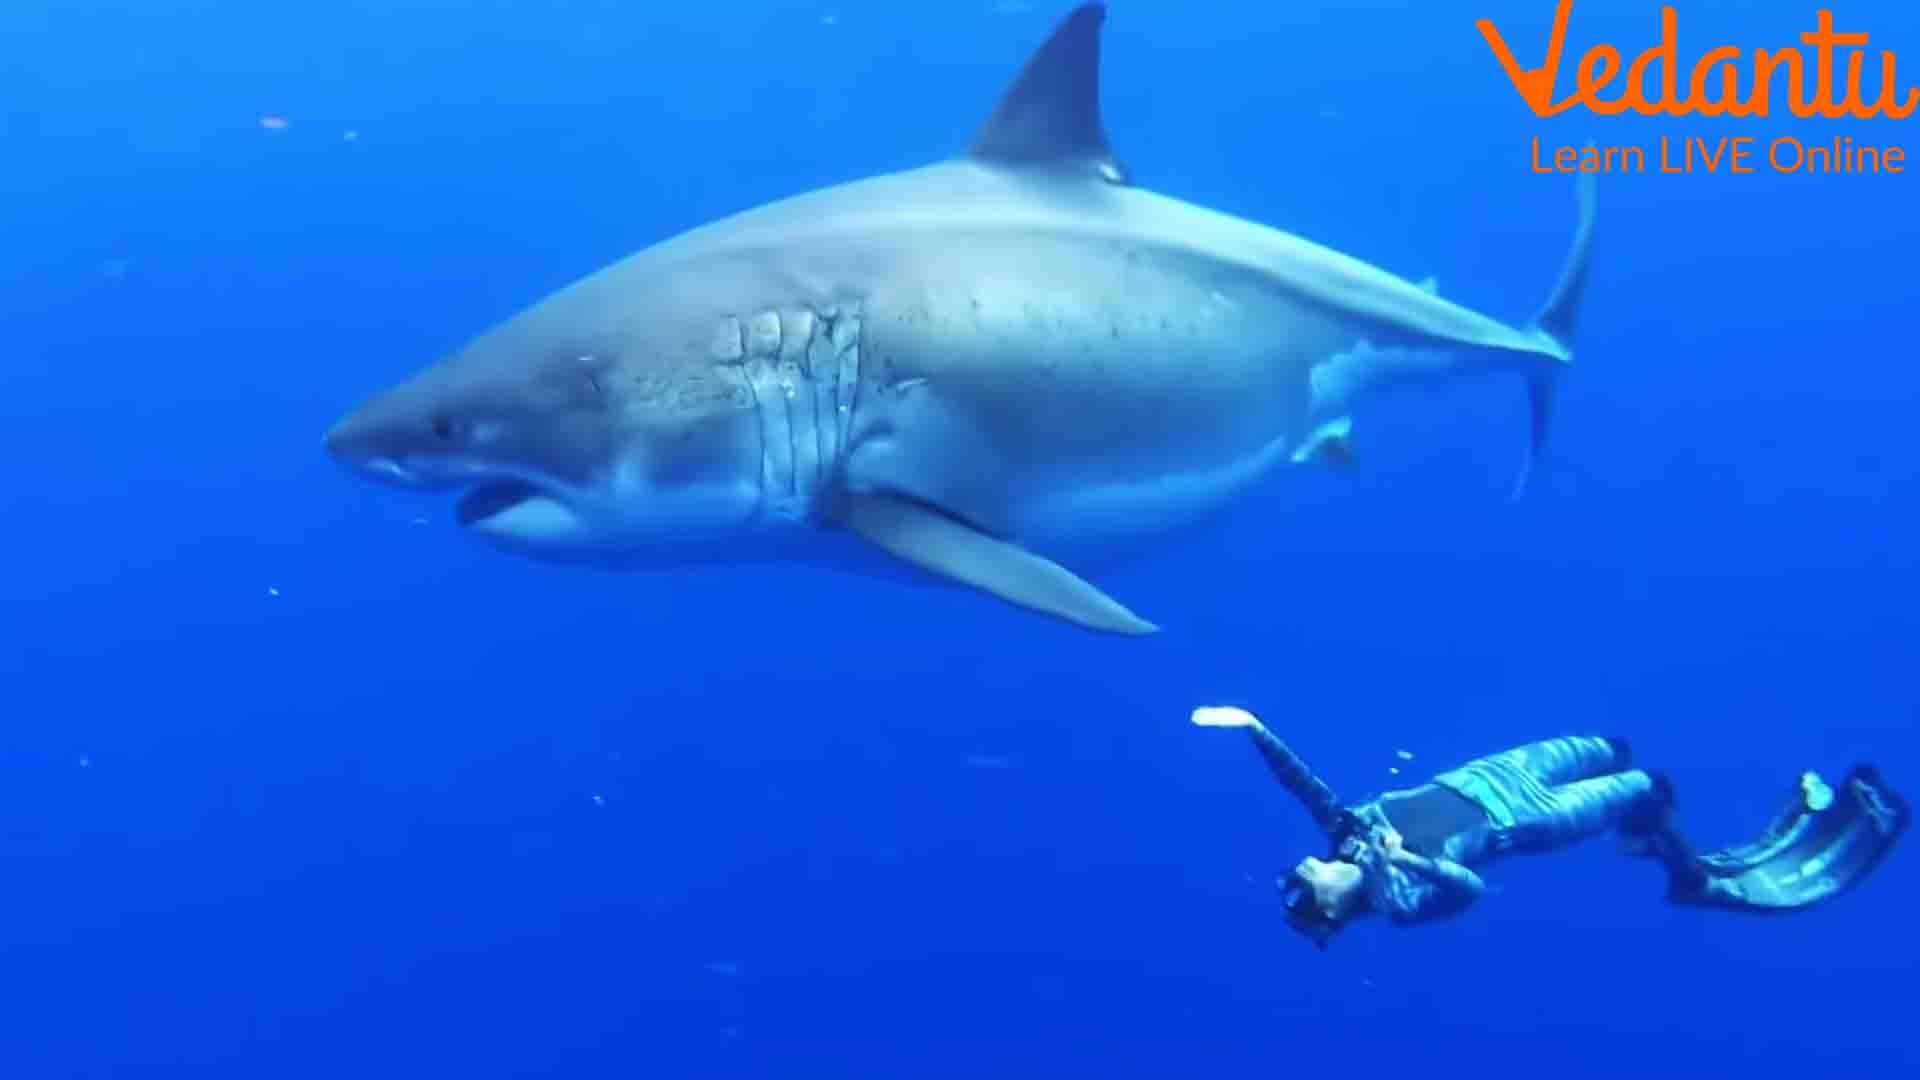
967, 3, 1129, 184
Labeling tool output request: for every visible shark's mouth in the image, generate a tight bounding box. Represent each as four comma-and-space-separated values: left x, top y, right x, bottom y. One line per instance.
454, 480, 543, 527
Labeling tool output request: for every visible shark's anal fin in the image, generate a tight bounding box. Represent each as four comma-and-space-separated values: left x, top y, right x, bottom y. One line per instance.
839, 492, 1158, 636
967, 3, 1129, 184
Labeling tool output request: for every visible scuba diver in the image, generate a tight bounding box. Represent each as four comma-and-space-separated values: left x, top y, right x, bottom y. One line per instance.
1190, 706, 1909, 949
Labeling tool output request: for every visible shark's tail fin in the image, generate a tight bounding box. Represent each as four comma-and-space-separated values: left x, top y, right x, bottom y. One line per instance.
1512, 167, 1598, 501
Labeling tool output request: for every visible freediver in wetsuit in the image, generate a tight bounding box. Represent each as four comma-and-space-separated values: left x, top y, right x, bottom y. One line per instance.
1191, 706, 1909, 949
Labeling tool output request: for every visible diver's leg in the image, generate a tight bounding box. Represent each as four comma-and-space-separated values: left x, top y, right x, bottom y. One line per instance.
1476, 735, 1633, 787
1635, 814, 1712, 900
1506, 770, 1666, 854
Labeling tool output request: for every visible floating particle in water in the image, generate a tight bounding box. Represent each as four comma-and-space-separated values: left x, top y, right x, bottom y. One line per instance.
99, 257, 133, 280
342, 129, 359, 142
1387, 767, 1400, 775
78, 756, 92, 769
266, 586, 281, 598
1395, 749, 1414, 761
820, 12, 839, 25
590, 794, 605, 807
705, 961, 741, 977
411, 516, 428, 526
259, 115, 288, 131
964, 753, 1013, 770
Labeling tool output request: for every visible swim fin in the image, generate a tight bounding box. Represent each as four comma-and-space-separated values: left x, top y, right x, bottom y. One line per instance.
1667, 765, 1909, 913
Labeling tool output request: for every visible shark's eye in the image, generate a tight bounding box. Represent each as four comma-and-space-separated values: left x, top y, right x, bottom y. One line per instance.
431, 415, 459, 442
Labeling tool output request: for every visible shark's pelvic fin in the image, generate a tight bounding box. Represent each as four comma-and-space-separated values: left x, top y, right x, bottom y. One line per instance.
1290, 416, 1357, 468
839, 492, 1158, 636
1512, 167, 1599, 501
967, 2, 1130, 184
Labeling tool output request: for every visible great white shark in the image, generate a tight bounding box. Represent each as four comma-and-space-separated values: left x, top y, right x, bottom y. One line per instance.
323, 3, 1597, 636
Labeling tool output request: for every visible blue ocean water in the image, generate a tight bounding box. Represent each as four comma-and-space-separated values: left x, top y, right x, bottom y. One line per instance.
4, 0, 1916, 1074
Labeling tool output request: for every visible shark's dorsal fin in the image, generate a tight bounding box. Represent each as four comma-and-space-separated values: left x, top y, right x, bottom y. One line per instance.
968, 3, 1129, 184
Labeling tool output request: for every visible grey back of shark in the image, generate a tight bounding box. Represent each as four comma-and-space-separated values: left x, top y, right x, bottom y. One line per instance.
322, 3, 1597, 636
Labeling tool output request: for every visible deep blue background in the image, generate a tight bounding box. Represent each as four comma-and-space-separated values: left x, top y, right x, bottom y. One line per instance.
4, 1, 1916, 1075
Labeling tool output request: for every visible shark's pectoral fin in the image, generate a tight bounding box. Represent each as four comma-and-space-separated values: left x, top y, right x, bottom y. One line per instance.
1290, 416, 1357, 469
838, 492, 1157, 636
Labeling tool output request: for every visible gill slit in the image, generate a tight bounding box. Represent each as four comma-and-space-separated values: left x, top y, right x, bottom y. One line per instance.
718, 303, 864, 525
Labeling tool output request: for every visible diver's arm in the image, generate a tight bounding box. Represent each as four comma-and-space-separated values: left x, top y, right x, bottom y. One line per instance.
1190, 706, 1346, 833
1387, 849, 1486, 920
1243, 722, 1345, 832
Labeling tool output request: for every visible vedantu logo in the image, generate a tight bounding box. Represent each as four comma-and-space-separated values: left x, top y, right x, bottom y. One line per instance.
1476, 2, 1915, 174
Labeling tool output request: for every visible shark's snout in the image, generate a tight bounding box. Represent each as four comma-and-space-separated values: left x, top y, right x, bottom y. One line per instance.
321, 411, 372, 468
322, 400, 461, 491
323, 396, 581, 542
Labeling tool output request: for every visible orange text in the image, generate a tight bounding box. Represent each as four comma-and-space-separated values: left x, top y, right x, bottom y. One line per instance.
1479, 2, 1919, 119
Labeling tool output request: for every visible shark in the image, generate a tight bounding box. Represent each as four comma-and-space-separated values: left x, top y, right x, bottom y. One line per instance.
322, 2, 1597, 636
